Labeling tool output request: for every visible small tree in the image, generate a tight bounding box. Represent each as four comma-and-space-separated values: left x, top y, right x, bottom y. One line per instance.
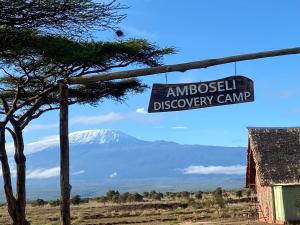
31, 198, 47, 207
212, 187, 223, 199
180, 191, 190, 199
119, 192, 130, 203
195, 191, 203, 200
143, 192, 149, 198
151, 193, 162, 201
235, 190, 243, 199
71, 195, 81, 205
106, 190, 119, 201
49, 199, 61, 207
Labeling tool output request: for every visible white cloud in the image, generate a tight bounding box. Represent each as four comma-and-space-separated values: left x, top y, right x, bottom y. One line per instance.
6, 135, 59, 156
27, 167, 60, 179
72, 170, 85, 175
181, 165, 246, 175
0, 166, 84, 179
109, 172, 117, 178
71, 112, 124, 125
136, 108, 147, 114
171, 126, 187, 129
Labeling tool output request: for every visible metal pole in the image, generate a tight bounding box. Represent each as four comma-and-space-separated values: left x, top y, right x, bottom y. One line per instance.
59, 81, 71, 225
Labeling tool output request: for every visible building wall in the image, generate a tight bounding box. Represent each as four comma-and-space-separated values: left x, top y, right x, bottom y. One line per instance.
282, 185, 300, 222
256, 176, 274, 224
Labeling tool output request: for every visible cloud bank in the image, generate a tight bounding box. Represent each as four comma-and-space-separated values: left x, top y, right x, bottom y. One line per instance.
182, 165, 245, 175
27, 167, 60, 179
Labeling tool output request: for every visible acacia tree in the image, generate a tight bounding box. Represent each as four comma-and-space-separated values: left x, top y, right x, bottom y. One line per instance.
0, 1, 174, 225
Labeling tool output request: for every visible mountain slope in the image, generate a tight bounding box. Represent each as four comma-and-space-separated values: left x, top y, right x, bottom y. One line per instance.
4, 129, 247, 199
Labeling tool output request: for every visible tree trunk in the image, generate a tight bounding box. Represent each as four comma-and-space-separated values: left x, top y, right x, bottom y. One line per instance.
0, 124, 21, 225
12, 124, 28, 225
59, 82, 71, 225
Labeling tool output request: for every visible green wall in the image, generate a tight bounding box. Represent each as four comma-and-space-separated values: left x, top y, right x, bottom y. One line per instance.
273, 185, 300, 222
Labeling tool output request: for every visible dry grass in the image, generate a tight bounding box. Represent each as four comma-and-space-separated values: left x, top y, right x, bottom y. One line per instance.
0, 200, 270, 225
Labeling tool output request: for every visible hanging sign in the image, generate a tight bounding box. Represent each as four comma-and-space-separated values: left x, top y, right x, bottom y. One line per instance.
148, 75, 254, 113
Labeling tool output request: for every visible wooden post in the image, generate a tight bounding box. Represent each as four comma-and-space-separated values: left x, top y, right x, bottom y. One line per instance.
59, 81, 71, 225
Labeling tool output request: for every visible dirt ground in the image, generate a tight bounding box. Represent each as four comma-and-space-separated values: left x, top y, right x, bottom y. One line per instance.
0, 201, 270, 225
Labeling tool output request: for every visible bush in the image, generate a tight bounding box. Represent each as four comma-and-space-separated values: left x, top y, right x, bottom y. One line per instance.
96, 196, 108, 204
49, 199, 60, 207
180, 191, 190, 199
71, 195, 81, 205
188, 198, 203, 209
31, 198, 47, 207
143, 192, 149, 198
149, 190, 157, 198
212, 187, 223, 199
195, 191, 203, 200
235, 190, 243, 199
111, 195, 120, 203
106, 190, 119, 201
127, 193, 143, 202
119, 192, 130, 203
151, 193, 162, 201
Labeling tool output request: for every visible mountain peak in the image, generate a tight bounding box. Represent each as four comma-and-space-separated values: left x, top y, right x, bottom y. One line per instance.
69, 129, 137, 145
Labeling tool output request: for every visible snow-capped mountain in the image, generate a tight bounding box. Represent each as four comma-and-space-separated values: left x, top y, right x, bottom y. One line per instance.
3, 129, 247, 200
69, 129, 141, 145
7, 129, 142, 156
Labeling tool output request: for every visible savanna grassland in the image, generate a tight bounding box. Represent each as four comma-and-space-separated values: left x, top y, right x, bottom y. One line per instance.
0, 189, 269, 225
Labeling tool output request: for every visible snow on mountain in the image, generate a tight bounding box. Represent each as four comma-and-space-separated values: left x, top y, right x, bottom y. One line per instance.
6, 129, 140, 156
69, 129, 138, 145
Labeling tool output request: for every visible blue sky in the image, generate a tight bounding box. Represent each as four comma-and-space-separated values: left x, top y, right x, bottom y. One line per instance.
23, 0, 300, 147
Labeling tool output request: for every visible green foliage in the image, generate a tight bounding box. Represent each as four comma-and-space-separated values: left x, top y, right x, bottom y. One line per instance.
71, 195, 81, 205
95, 196, 108, 204
148, 191, 163, 201
0, 0, 126, 36
0, 0, 174, 125
246, 188, 252, 198
214, 196, 226, 209
106, 190, 119, 200
127, 193, 143, 202
235, 190, 243, 199
194, 191, 203, 200
142, 192, 149, 198
70, 195, 89, 205
180, 191, 190, 199
212, 187, 223, 199
119, 192, 130, 202
49, 199, 60, 207
31, 198, 47, 207
103, 190, 143, 203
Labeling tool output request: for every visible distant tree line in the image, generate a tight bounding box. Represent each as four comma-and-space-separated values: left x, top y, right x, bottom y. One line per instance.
25, 188, 254, 208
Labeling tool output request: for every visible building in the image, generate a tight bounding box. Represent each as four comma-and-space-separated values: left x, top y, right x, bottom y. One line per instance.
246, 127, 300, 224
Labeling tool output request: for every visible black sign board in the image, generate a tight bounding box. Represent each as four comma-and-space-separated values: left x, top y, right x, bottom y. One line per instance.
148, 75, 254, 113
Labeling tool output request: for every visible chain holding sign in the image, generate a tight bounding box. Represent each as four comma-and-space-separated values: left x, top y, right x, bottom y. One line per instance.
148, 76, 254, 113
